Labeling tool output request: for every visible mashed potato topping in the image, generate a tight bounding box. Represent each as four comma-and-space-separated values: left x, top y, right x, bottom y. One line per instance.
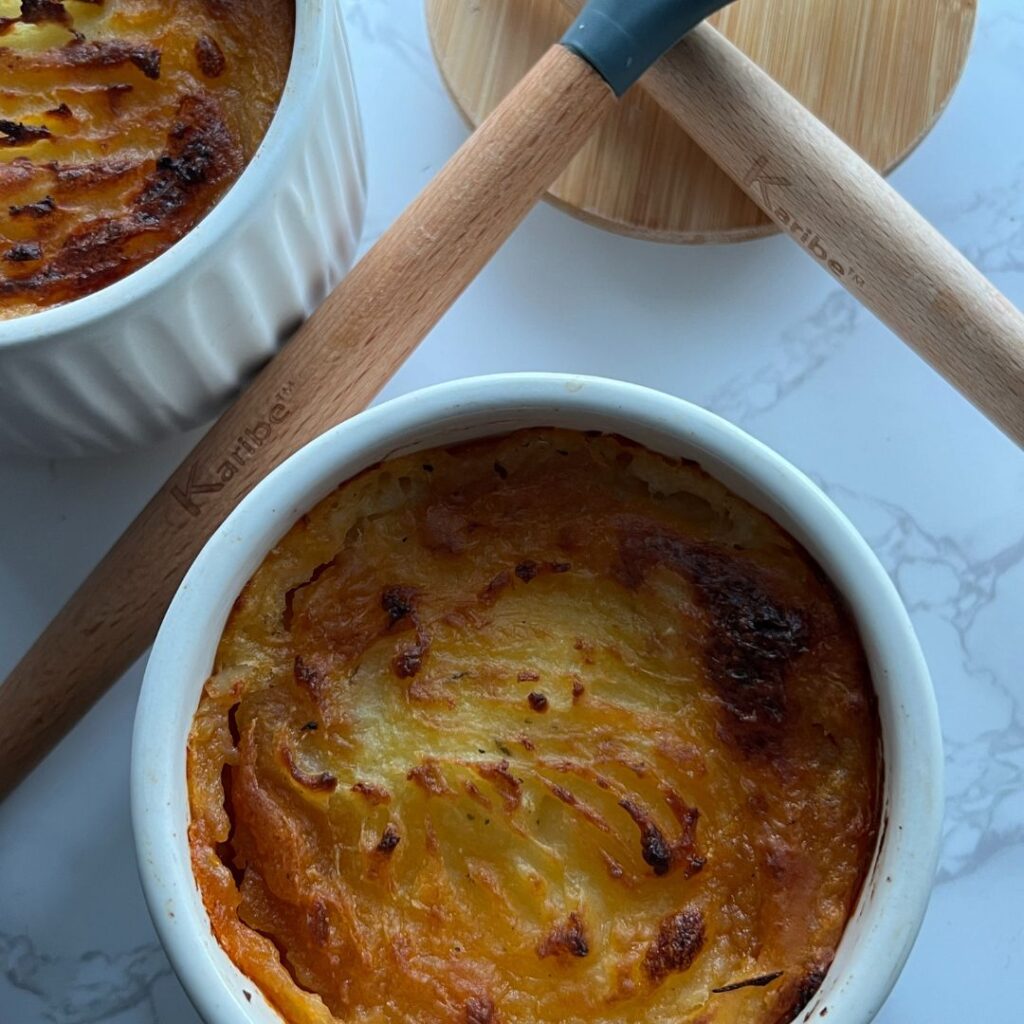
0, 0, 293, 318
188, 429, 879, 1024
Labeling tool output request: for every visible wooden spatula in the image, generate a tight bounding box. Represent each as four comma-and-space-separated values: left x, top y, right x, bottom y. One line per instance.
0, 0, 730, 797
1, 0, 1022, 799
556, 0, 1024, 443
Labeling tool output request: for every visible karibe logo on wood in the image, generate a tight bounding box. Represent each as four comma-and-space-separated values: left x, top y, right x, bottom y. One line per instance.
744, 157, 865, 288
171, 383, 295, 516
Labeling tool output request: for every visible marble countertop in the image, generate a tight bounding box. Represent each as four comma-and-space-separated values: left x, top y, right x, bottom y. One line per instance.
2, 1, 1022, 1020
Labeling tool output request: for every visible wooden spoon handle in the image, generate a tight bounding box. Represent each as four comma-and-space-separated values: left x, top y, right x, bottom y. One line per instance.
0, 44, 615, 799
646, 23, 1024, 444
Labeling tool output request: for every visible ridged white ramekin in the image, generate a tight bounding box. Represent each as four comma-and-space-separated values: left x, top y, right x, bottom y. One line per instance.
0, 0, 365, 457
133, 374, 943, 1024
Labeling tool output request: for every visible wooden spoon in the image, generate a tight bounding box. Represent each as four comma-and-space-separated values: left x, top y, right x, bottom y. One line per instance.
557, 0, 1024, 444
0, 0, 724, 797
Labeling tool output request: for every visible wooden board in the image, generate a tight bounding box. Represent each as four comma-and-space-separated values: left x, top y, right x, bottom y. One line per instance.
426, 0, 976, 243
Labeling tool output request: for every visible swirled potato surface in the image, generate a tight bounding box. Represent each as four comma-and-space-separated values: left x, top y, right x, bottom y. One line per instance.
188, 429, 880, 1024
0, 0, 293, 319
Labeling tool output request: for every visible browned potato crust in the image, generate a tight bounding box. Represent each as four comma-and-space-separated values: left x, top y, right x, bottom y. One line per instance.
188, 428, 880, 1024
0, 0, 294, 319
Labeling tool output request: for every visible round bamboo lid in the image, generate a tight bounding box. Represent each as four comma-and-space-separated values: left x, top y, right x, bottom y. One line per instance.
426, 0, 976, 243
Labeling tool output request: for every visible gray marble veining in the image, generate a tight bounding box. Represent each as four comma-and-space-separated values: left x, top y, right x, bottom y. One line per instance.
0, 934, 169, 1024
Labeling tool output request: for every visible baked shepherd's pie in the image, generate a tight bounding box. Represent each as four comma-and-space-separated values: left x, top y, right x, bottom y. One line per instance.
0, 0, 294, 319
188, 429, 880, 1024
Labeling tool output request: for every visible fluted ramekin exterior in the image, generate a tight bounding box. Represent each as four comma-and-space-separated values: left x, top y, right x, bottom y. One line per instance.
0, 0, 365, 456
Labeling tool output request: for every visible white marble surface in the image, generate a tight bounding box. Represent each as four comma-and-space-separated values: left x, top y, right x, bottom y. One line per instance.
1, 1, 1023, 1020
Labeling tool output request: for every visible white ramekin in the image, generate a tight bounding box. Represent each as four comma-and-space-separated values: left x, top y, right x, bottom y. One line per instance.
132, 374, 943, 1024
0, 0, 365, 457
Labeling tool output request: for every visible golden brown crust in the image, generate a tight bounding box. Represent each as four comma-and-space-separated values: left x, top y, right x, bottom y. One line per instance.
0, 0, 293, 319
187, 429, 880, 1024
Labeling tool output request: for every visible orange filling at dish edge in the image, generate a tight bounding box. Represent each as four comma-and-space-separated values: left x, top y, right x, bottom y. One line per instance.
188, 429, 880, 1024
0, 0, 294, 320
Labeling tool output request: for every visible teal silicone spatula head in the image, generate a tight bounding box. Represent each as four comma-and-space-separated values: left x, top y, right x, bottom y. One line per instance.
562, 0, 734, 96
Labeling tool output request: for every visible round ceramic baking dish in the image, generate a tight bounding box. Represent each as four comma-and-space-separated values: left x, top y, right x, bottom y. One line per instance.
0, 0, 365, 457
132, 373, 943, 1024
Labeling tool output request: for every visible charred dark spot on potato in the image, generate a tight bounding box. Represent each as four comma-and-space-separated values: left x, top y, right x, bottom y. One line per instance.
0, 0, 70, 30
56, 38, 162, 79
9, 194, 56, 219
1, 94, 242, 305
376, 823, 400, 853
281, 748, 337, 793
527, 691, 548, 712
537, 911, 589, 959
615, 517, 808, 758
19, 0, 71, 25
4, 242, 42, 262
632, 809, 671, 874
571, 676, 585, 702
515, 560, 538, 583
465, 995, 495, 1024
663, 790, 705, 875
0, 120, 52, 147
514, 560, 571, 584
493, 461, 509, 480
772, 962, 830, 1023
0, 35, 159, 81
140, 102, 232, 215
381, 585, 417, 627
619, 795, 703, 877
643, 908, 705, 982
195, 32, 226, 77
46, 103, 73, 120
